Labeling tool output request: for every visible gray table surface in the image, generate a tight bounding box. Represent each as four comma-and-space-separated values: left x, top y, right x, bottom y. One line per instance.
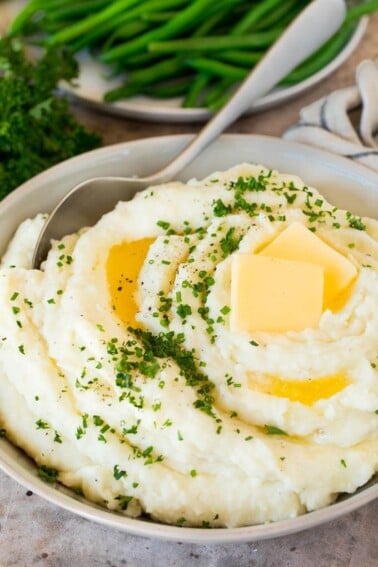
1, 11, 378, 567
0, 469, 377, 567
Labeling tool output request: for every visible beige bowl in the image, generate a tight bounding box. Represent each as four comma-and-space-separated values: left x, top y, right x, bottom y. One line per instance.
0, 134, 377, 543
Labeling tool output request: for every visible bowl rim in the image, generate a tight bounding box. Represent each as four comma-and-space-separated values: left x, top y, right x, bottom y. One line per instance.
2, 131, 378, 209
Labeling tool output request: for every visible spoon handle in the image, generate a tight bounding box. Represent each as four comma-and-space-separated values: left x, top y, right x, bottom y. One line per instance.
149, 0, 346, 183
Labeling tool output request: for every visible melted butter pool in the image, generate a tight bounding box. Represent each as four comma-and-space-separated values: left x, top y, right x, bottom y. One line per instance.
249, 373, 349, 405
106, 238, 155, 327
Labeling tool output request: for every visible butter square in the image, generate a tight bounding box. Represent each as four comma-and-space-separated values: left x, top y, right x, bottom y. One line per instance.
230, 254, 324, 333
260, 222, 357, 308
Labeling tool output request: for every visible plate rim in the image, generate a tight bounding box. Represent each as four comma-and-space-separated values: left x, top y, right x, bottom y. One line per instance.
0, 133, 377, 543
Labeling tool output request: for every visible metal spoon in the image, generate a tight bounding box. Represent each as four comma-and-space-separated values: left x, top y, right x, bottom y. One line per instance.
33, 0, 346, 269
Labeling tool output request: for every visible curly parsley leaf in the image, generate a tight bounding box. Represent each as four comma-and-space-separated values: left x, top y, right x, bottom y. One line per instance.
0, 37, 101, 200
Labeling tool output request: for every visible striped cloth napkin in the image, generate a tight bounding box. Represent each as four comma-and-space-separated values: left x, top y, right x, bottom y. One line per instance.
283, 59, 378, 172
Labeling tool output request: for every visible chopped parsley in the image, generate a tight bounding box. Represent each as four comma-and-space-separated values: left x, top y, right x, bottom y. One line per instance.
113, 465, 127, 480
93, 415, 104, 427
176, 303, 192, 319
157, 220, 170, 230
220, 227, 242, 257
346, 211, 366, 231
122, 422, 140, 435
75, 427, 85, 440
264, 424, 288, 436
220, 305, 231, 315
35, 419, 49, 430
54, 431, 62, 444
114, 495, 133, 510
38, 465, 58, 483
200, 521, 211, 529
284, 192, 297, 204
213, 199, 232, 217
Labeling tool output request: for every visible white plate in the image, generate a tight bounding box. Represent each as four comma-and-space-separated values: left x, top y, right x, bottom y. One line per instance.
0, 134, 377, 543
0, 1, 368, 122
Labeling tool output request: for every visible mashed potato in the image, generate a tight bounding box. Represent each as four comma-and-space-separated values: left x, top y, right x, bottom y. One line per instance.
0, 164, 377, 528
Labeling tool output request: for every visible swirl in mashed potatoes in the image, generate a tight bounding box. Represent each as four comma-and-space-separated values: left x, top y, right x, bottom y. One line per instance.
0, 164, 377, 528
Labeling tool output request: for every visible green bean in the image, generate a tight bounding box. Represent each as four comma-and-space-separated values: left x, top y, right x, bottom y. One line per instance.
104, 83, 146, 102
182, 73, 211, 108
70, 0, 188, 52
106, 75, 192, 101
47, 0, 142, 44
46, 0, 109, 22
161, 0, 288, 106
100, 0, 219, 62
144, 77, 192, 98
142, 11, 178, 23
203, 79, 231, 107
345, 0, 378, 22
71, 15, 146, 52
193, 0, 247, 36
208, 91, 234, 112
182, 0, 247, 106
201, 50, 262, 107
100, 21, 151, 52
232, 0, 287, 35
207, 21, 356, 109
128, 56, 183, 84
203, 50, 264, 107
149, 29, 282, 54
212, 50, 262, 67
187, 58, 247, 81
9, 0, 44, 36
252, 0, 304, 31
105, 56, 184, 101
281, 22, 355, 85
194, 11, 229, 37
122, 52, 163, 68
119, 0, 239, 63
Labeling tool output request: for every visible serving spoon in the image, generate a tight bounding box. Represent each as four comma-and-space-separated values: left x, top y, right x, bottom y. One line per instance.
33, 0, 347, 269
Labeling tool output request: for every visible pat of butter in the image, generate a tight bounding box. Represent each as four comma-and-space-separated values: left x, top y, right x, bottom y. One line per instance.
231, 255, 324, 333
260, 222, 357, 308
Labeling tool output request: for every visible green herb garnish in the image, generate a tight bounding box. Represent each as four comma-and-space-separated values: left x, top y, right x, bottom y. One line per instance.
264, 424, 288, 436
38, 465, 58, 483
113, 465, 127, 480
0, 37, 100, 200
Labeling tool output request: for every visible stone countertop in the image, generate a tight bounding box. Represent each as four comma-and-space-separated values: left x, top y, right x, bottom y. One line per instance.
1, 12, 378, 567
